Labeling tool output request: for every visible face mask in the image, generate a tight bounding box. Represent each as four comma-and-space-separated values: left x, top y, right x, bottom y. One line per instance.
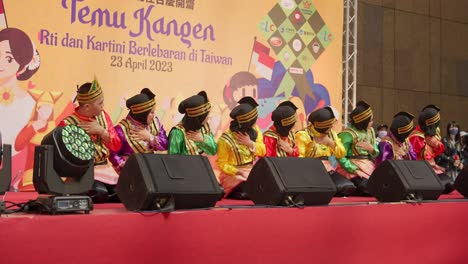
378, 131, 387, 138
449, 128, 459, 136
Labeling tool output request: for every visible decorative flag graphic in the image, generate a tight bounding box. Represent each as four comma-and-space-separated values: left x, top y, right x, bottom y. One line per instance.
250, 39, 275, 80
0, 0, 7, 29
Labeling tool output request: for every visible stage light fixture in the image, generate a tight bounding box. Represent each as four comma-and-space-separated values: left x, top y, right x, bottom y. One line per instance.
33, 125, 95, 214
0, 131, 12, 194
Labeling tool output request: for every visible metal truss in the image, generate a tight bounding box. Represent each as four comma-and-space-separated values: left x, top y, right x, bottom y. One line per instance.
342, 0, 358, 127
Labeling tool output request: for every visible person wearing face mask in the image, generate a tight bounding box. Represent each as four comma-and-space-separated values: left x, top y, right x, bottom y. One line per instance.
436, 121, 464, 180
375, 124, 388, 143
375, 112, 417, 167
296, 106, 356, 196
409, 105, 453, 193
263, 101, 299, 157
217, 96, 266, 199
336, 101, 380, 195
109, 88, 168, 174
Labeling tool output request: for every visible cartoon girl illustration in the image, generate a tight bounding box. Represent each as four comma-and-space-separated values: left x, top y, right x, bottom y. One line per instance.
223, 71, 259, 110
0, 27, 40, 154
14, 89, 74, 191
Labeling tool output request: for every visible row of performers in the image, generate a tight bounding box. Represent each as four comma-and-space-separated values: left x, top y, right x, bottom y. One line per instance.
45, 78, 451, 202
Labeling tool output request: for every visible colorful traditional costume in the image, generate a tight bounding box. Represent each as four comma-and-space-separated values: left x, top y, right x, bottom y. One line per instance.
109, 88, 168, 173
59, 78, 121, 202
168, 91, 217, 155
296, 106, 355, 196
263, 101, 299, 157
336, 101, 379, 194
376, 112, 417, 166
217, 97, 266, 198
409, 105, 452, 192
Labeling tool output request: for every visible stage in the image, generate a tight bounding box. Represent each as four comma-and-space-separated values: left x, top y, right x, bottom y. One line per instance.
1, 192, 468, 264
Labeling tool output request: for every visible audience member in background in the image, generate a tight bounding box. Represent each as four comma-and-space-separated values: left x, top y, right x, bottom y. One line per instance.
336, 101, 379, 195
109, 89, 168, 174
375, 124, 388, 144
461, 131, 468, 167
217, 97, 266, 199
296, 106, 356, 196
263, 101, 299, 157
436, 121, 464, 180
375, 112, 417, 166
167, 91, 217, 156
59, 78, 122, 203
408, 105, 453, 193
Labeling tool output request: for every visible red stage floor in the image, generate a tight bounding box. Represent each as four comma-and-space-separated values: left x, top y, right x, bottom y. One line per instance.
1, 192, 468, 264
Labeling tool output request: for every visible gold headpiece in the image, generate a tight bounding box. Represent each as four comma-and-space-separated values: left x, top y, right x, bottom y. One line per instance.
237, 108, 258, 123
76, 77, 103, 104
186, 102, 211, 117
352, 108, 372, 123
281, 113, 297, 127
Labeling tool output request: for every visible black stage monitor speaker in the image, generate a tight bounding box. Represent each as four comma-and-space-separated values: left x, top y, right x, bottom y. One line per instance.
454, 167, 468, 198
33, 145, 95, 195
116, 154, 223, 211
0, 144, 12, 194
367, 160, 444, 202
245, 157, 337, 206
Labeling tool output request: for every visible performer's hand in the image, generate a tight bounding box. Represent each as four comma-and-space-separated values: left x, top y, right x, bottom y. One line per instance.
234, 132, 254, 149
426, 136, 440, 147
79, 120, 104, 135
316, 135, 336, 148
454, 159, 461, 167
130, 127, 152, 142
279, 138, 293, 155
356, 142, 374, 153
186, 131, 204, 142
32, 120, 47, 131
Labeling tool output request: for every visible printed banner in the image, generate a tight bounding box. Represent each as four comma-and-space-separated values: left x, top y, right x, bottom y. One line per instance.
0, 0, 343, 188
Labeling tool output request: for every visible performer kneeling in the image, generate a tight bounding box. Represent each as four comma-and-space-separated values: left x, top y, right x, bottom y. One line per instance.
109, 88, 168, 174
168, 91, 217, 155
375, 111, 417, 166
263, 101, 299, 157
217, 97, 266, 199
59, 77, 122, 203
336, 101, 379, 195
408, 105, 453, 193
296, 107, 356, 196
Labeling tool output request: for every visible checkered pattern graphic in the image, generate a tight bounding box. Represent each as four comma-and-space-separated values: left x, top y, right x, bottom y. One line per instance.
259, 0, 332, 72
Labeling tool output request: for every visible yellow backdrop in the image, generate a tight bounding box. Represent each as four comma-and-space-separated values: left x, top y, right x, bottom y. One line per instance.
0, 0, 343, 183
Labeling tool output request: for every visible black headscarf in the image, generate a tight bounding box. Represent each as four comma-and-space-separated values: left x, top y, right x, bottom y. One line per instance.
126, 88, 156, 125
390, 111, 415, 143
272, 101, 298, 137
350, 101, 373, 130
308, 106, 337, 134
418, 105, 440, 137
178, 91, 211, 131
229, 96, 259, 141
